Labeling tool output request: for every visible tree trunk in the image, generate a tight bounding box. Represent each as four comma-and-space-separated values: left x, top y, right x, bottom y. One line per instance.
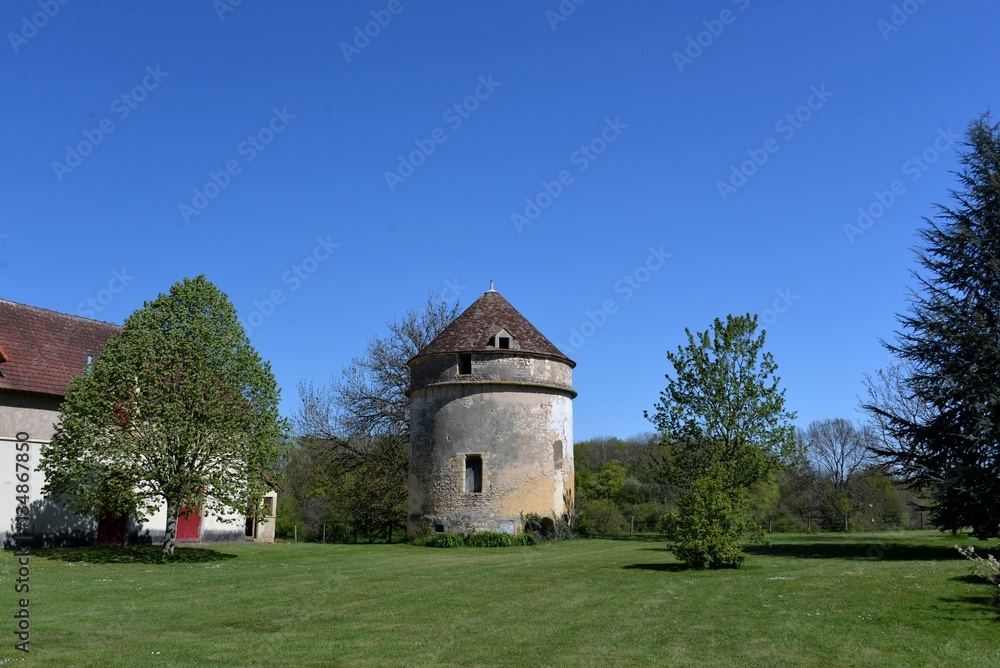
163, 498, 178, 556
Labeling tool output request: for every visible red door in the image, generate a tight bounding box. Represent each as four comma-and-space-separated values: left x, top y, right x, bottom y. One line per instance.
176, 506, 201, 541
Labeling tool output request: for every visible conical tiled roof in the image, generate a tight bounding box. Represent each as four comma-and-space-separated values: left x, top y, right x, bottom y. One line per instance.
412, 289, 573, 366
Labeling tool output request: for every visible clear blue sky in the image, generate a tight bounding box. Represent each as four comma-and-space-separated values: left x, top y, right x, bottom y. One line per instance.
2, 1, 997, 441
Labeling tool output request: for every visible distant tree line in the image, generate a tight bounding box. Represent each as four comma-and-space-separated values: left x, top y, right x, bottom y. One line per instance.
575, 418, 927, 540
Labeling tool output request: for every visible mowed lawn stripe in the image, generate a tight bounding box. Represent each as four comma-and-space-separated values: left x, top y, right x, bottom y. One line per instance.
2, 531, 998, 667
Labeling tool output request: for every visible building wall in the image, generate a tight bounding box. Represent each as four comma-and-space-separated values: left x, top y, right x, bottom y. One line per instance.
0, 392, 93, 547
0, 391, 61, 441
407, 353, 574, 537
139, 501, 274, 544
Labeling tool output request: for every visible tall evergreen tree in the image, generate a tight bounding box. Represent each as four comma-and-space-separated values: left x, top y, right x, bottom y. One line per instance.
866, 113, 1000, 539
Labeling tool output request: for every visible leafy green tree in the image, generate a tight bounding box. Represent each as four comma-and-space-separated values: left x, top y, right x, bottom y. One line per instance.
575, 433, 670, 508
776, 465, 823, 532
588, 460, 628, 502
747, 472, 782, 532
852, 470, 908, 530
647, 314, 796, 567
864, 114, 1000, 539
658, 464, 765, 568
647, 314, 797, 491
40, 276, 288, 555
576, 499, 628, 535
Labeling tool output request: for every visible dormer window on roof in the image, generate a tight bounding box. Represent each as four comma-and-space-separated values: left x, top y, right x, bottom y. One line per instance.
488, 327, 513, 349
407, 287, 574, 367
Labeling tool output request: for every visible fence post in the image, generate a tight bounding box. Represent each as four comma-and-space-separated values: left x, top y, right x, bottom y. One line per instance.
294, 525, 297, 543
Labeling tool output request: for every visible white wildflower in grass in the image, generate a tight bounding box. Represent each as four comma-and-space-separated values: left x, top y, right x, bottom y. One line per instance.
955, 544, 1000, 606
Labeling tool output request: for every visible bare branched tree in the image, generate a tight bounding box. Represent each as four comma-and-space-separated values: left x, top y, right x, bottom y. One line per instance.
861, 361, 935, 469
298, 295, 459, 438
288, 295, 459, 541
803, 418, 876, 491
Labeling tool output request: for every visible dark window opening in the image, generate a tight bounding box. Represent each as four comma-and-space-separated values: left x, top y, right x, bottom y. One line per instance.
465, 455, 482, 493
458, 354, 472, 375
434, 523, 444, 533
498, 336, 510, 349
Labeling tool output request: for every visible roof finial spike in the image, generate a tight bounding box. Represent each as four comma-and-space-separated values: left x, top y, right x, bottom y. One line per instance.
488, 279, 496, 293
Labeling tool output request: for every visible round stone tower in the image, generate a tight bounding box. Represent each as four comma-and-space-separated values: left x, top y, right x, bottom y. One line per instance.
407, 285, 576, 537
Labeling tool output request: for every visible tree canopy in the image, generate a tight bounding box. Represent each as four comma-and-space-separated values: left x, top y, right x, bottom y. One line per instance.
647, 313, 797, 491
40, 276, 288, 555
864, 113, 1000, 539
648, 314, 796, 568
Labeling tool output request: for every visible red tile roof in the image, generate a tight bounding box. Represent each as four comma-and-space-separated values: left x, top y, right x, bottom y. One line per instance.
0, 299, 120, 397
412, 289, 574, 366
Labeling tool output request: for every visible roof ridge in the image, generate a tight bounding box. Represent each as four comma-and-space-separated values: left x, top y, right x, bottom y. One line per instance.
0, 298, 121, 328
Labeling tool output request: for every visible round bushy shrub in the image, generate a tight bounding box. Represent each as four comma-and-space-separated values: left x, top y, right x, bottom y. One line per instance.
576, 499, 627, 536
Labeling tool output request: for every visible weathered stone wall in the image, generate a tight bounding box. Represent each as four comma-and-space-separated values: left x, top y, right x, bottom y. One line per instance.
410, 352, 574, 394
407, 363, 574, 537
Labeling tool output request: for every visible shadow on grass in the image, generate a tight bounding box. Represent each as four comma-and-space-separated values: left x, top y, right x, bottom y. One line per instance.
945, 575, 1000, 614
939, 595, 1000, 619
586, 533, 663, 543
33, 546, 239, 565
625, 535, 967, 572
622, 562, 689, 572
743, 541, 960, 561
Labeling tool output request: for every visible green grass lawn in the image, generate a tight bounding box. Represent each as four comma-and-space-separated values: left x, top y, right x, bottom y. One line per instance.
1, 531, 997, 667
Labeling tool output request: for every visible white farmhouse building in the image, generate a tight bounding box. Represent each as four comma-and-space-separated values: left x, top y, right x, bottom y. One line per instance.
0, 299, 276, 547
